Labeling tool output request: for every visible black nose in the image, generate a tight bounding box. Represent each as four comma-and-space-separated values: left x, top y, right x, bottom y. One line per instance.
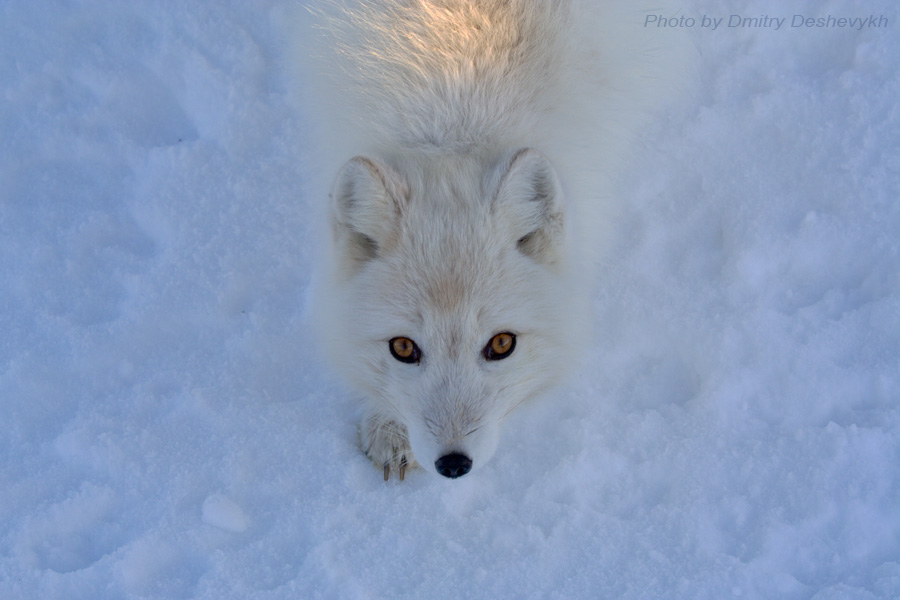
434, 453, 473, 478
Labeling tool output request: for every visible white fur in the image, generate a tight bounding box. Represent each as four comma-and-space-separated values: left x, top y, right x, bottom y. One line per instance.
297, 0, 691, 478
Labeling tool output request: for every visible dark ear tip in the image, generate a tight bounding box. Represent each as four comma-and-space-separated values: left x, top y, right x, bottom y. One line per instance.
506, 148, 563, 201
509, 147, 545, 162
508, 148, 556, 174
334, 157, 379, 200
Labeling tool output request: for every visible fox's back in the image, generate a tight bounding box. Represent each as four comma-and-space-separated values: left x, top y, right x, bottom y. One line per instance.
314, 0, 572, 155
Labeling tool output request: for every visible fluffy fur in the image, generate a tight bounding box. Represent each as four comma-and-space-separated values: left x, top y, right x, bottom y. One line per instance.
297, 0, 690, 479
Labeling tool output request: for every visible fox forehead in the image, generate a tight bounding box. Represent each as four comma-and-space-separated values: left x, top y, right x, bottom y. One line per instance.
379, 251, 498, 328
421, 267, 472, 315
369, 243, 513, 355
389, 179, 506, 314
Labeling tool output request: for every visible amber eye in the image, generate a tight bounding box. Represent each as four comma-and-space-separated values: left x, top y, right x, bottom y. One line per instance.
483, 332, 516, 361
389, 337, 421, 364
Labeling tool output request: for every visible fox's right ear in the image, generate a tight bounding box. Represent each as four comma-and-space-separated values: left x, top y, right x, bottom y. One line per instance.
331, 156, 406, 266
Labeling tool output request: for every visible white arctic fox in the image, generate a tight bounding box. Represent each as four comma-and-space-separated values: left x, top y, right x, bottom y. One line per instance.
300, 0, 688, 480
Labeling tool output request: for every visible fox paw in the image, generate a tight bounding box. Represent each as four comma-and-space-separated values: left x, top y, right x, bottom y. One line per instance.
360, 416, 419, 481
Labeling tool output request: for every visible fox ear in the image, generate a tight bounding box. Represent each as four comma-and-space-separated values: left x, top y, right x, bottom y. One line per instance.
331, 156, 406, 265
493, 149, 565, 264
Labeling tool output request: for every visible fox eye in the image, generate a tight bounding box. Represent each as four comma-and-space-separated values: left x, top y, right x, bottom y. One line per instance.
483, 332, 516, 361
389, 337, 421, 364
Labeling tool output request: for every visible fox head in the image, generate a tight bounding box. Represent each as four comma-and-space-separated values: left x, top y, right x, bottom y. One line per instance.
318, 149, 581, 478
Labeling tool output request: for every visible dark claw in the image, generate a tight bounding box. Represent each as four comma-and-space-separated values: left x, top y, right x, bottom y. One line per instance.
383, 462, 390, 481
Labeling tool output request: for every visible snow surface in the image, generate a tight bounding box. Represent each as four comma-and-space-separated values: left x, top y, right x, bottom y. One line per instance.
2, 1, 899, 598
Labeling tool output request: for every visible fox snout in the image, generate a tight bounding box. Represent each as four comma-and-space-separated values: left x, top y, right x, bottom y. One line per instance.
434, 452, 473, 478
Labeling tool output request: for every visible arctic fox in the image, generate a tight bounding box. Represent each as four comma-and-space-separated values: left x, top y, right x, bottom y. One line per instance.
301, 0, 687, 480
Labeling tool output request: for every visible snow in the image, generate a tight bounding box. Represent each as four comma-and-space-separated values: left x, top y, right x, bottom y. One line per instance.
1, 1, 898, 598
201, 495, 249, 534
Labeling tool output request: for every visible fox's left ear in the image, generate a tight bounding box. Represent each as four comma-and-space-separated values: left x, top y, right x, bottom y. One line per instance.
492, 149, 565, 264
